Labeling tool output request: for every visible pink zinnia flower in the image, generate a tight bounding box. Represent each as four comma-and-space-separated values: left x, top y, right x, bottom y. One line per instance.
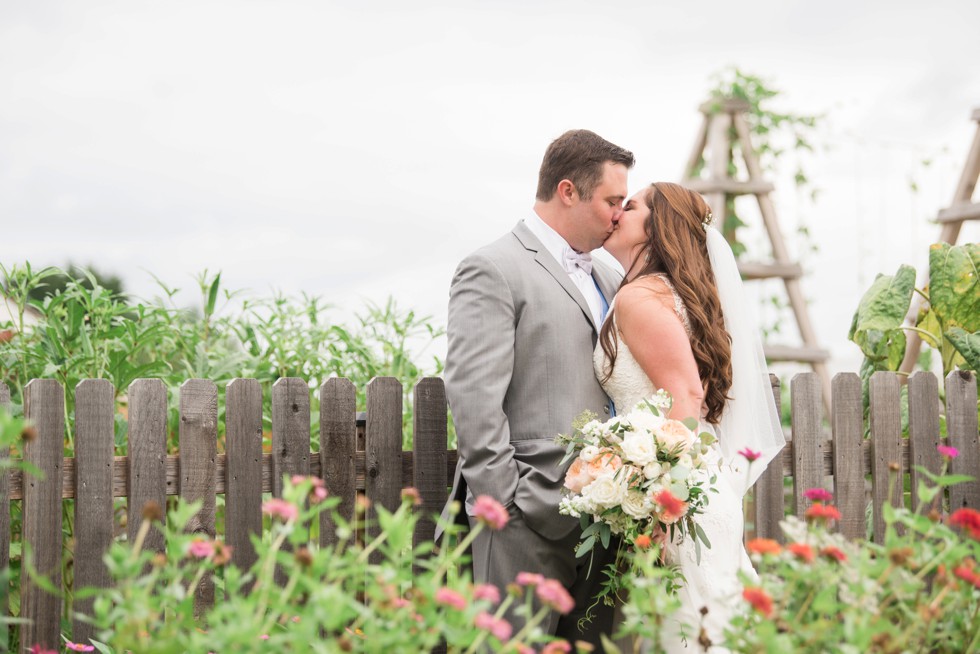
515, 571, 545, 587
65, 643, 95, 653
188, 539, 216, 559
29, 647, 57, 654
738, 447, 762, 462
541, 640, 573, 654
536, 578, 575, 614
937, 444, 959, 459
803, 488, 833, 502
434, 587, 467, 610
263, 498, 299, 521
474, 611, 512, 641
259, 634, 270, 640
473, 583, 501, 604
473, 495, 509, 530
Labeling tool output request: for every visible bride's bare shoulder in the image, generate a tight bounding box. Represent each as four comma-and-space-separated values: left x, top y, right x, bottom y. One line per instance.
614, 274, 676, 314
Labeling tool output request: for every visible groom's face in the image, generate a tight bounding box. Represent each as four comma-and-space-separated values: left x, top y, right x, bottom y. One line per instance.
573, 161, 628, 251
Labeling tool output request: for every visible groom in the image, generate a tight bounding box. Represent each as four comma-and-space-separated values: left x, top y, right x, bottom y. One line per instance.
439, 129, 633, 647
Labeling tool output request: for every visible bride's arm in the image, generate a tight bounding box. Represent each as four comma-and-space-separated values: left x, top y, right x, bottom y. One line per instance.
614, 278, 704, 422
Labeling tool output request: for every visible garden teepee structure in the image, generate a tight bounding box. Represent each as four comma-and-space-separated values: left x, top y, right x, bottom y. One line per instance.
899, 107, 980, 374
681, 97, 832, 411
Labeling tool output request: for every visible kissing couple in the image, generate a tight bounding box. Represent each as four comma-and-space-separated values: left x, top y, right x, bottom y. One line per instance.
436, 130, 785, 653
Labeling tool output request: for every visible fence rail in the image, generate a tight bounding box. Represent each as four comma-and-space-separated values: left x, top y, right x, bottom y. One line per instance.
0, 370, 978, 649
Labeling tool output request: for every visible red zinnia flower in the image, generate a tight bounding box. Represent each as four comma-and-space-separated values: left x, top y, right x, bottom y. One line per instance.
950, 508, 980, 540
788, 542, 815, 563
805, 504, 842, 523
747, 538, 782, 556
742, 587, 774, 618
654, 489, 688, 523
820, 546, 847, 563
953, 559, 980, 590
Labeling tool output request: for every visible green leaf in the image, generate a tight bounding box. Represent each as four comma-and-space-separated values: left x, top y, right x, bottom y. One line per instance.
915, 308, 943, 349
946, 327, 980, 371
848, 265, 916, 367
929, 242, 980, 335
599, 523, 611, 549
206, 273, 221, 317
576, 535, 596, 558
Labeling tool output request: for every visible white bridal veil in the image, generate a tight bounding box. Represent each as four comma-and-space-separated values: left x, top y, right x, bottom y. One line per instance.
705, 225, 787, 497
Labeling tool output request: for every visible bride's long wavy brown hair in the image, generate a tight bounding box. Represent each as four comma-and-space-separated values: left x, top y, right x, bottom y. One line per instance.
599, 182, 732, 424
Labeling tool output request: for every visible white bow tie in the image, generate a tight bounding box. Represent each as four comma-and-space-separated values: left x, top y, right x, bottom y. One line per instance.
562, 247, 593, 275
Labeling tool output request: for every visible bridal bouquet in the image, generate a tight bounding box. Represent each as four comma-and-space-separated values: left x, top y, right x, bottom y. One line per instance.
557, 390, 716, 565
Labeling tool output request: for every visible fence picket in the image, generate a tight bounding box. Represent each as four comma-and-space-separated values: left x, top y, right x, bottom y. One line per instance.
0, 382, 10, 647
870, 372, 903, 543
908, 372, 942, 513
832, 373, 865, 539
320, 378, 356, 549
72, 379, 115, 643
753, 376, 785, 541
412, 378, 448, 563
225, 379, 263, 590
127, 379, 168, 554
791, 373, 823, 518
272, 378, 310, 497
22, 380, 64, 649
365, 378, 402, 563
946, 371, 980, 511
179, 379, 218, 616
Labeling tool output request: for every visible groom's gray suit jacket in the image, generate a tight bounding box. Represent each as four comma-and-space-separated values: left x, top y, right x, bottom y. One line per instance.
440, 220, 621, 540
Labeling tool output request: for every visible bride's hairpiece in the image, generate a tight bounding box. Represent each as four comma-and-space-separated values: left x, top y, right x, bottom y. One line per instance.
702, 210, 713, 231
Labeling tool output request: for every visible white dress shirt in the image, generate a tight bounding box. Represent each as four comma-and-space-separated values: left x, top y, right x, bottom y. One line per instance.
524, 212, 604, 326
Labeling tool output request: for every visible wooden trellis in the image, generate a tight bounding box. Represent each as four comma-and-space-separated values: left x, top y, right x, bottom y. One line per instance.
682, 97, 832, 412
900, 106, 980, 374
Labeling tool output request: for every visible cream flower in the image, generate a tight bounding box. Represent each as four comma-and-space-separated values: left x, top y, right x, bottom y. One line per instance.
621, 431, 658, 466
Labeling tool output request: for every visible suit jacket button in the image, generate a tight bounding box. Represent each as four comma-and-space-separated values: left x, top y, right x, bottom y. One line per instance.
603, 406, 610, 415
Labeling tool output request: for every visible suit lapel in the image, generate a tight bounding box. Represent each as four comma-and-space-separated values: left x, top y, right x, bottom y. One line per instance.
512, 222, 598, 331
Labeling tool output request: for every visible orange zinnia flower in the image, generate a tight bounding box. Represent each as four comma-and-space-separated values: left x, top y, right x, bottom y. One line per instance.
747, 538, 782, 556
634, 534, 652, 549
653, 489, 688, 524
820, 546, 847, 563
805, 503, 842, 522
742, 587, 774, 618
788, 542, 815, 563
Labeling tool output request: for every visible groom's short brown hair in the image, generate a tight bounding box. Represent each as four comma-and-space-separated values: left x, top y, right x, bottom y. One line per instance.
536, 130, 634, 202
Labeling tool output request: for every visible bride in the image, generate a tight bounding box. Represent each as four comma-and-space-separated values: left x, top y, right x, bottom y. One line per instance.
594, 182, 785, 652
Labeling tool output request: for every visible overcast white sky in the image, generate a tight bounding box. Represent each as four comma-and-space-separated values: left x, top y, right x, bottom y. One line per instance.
2, 0, 979, 376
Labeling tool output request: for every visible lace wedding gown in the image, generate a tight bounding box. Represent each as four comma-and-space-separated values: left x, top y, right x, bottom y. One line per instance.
594, 274, 756, 653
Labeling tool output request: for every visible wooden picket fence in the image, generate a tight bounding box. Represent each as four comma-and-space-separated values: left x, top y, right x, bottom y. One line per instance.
0, 370, 978, 650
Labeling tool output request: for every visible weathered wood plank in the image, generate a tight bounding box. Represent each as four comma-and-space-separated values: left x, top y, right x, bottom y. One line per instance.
791, 373, 823, 518
908, 372, 942, 513
753, 375, 785, 541
365, 378, 402, 563
320, 378, 356, 549
0, 382, 10, 646
272, 378, 310, 497
127, 379, 168, 554
72, 379, 115, 644
22, 380, 64, 649
946, 371, 980, 511
870, 372, 903, 543
225, 379, 263, 590
832, 373, 865, 540
179, 379, 218, 616
412, 378, 447, 563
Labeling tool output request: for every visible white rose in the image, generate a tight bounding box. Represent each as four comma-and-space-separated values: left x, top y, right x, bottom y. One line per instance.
643, 461, 663, 480
625, 407, 666, 434
580, 445, 602, 463
620, 431, 658, 466
582, 474, 627, 509
621, 490, 654, 519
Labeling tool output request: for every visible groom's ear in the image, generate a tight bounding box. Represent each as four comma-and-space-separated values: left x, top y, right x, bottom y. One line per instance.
557, 179, 577, 206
